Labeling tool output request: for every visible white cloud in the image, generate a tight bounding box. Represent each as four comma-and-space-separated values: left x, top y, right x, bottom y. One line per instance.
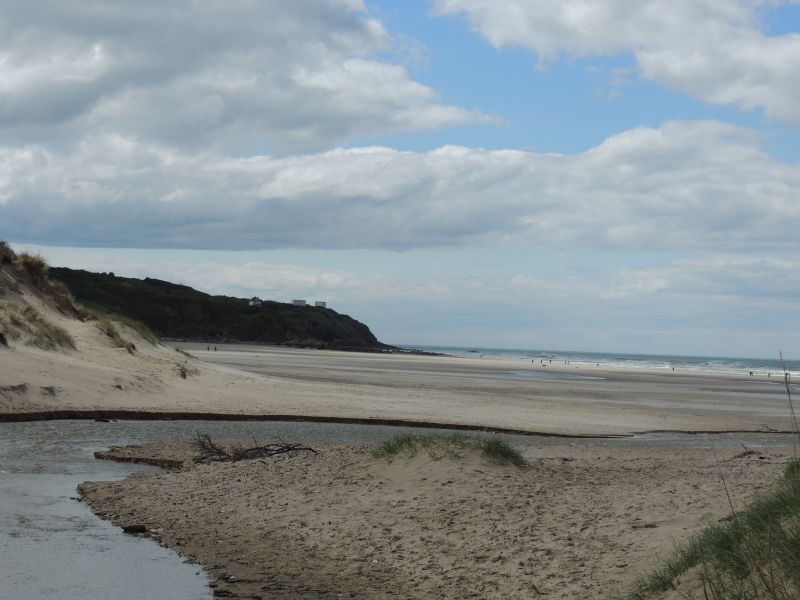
611, 255, 800, 300
0, 0, 487, 154
14, 244, 457, 305
26, 243, 800, 308
2, 121, 798, 252
432, 0, 800, 123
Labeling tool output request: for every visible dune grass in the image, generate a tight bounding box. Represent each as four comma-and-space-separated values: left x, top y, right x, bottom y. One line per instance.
46, 278, 79, 311
112, 314, 159, 345
95, 315, 137, 353
627, 360, 800, 600
0, 240, 15, 270
0, 245, 156, 354
14, 252, 48, 285
626, 460, 800, 600
373, 433, 526, 467
76, 305, 159, 353
6, 249, 73, 311
0, 302, 75, 351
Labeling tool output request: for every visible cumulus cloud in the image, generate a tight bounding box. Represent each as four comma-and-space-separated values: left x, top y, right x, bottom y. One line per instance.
2, 121, 798, 251
432, 0, 800, 123
0, 0, 487, 154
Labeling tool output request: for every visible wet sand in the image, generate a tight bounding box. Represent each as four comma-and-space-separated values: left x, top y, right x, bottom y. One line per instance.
168, 342, 795, 436
3, 331, 795, 435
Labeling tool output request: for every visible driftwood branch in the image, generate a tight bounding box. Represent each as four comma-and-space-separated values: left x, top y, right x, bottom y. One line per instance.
192, 432, 317, 463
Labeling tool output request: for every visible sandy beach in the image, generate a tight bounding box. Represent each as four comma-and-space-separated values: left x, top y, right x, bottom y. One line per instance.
79, 439, 794, 599
1, 306, 795, 435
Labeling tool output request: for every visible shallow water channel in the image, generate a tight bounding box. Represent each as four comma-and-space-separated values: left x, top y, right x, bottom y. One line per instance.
0, 420, 795, 600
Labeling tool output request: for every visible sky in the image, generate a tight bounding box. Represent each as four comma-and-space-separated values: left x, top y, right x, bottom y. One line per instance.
2, 0, 800, 358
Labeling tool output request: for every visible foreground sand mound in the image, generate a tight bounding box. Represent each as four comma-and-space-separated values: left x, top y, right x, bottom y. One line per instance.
80, 442, 791, 599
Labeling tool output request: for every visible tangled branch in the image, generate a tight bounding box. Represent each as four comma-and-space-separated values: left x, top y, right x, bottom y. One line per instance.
192, 432, 317, 463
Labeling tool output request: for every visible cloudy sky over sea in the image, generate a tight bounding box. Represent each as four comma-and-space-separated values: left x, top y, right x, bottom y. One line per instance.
3, 1, 799, 357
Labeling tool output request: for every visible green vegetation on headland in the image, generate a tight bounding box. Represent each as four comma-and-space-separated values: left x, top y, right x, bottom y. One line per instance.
49, 267, 392, 351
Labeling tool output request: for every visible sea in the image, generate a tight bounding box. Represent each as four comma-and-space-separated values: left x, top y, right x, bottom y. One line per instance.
399, 345, 800, 377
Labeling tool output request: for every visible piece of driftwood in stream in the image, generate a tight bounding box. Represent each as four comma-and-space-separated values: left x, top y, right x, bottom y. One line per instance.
192, 432, 318, 463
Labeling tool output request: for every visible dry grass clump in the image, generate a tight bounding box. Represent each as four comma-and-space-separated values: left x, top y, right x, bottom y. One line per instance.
4, 249, 76, 313
373, 433, 526, 467
176, 360, 201, 379
14, 252, 48, 289
0, 241, 15, 270
0, 302, 75, 351
47, 278, 78, 312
